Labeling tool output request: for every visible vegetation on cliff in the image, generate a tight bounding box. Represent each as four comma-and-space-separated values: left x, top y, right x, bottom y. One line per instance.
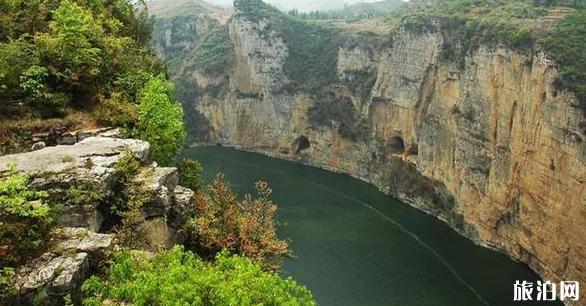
0, 0, 161, 118
398, 0, 586, 111
188, 174, 290, 271
0, 167, 52, 266
236, 0, 343, 93
309, 94, 370, 141
134, 75, 185, 166
192, 25, 233, 76
82, 246, 315, 306
287, 0, 404, 21
544, 8, 586, 110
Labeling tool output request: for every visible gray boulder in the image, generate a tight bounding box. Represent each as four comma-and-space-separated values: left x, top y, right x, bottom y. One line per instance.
8, 228, 114, 305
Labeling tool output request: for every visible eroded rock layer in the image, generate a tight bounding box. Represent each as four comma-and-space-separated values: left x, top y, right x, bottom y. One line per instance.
183, 1, 586, 300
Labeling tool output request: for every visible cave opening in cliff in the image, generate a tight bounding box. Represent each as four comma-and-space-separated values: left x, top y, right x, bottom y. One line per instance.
293, 136, 310, 154
389, 136, 405, 154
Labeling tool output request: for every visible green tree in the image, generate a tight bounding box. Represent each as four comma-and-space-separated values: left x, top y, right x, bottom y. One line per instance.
82, 246, 315, 306
135, 75, 185, 165
0, 166, 52, 266
177, 159, 204, 193
37, 0, 104, 86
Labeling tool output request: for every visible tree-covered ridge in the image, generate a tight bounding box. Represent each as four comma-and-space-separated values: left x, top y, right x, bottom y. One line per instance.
287, 0, 404, 21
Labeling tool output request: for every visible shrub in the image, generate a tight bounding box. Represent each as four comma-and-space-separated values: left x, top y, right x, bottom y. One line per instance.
36, 0, 104, 88
0, 0, 168, 125
0, 267, 15, 300
192, 174, 289, 270
110, 151, 154, 248
18, 64, 70, 118
82, 246, 315, 306
177, 159, 204, 193
64, 182, 108, 208
92, 92, 139, 130
134, 74, 186, 166
0, 166, 52, 266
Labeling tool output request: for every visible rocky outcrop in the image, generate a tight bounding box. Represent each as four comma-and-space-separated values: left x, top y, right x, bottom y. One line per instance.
0, 127, 122, 156
7, 228, 113, 306
184, 1, 586, 302
0, 136, 197, 305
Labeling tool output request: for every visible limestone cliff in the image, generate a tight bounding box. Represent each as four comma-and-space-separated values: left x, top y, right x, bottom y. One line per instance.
0, 135, 197, 304
161, 0, 586, 301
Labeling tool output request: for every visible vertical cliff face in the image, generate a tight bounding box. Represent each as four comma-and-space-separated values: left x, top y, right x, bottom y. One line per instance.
160, 0, 586, 300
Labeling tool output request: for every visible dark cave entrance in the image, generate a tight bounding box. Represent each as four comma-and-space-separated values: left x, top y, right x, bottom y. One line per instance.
293, 136, 310, 154
389, 136, 405, 154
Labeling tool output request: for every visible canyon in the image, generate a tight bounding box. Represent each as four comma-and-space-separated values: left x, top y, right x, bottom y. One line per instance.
152, 0, 586, 302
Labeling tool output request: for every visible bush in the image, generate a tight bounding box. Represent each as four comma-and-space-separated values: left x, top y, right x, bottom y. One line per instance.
92, 92, 139, 130
0, 0, 168, 124
82, 246, 315, 306
110, 151, 154, 248
0, 267, 15, 299
191, 174, 289, 270
134, 75, 186, 166
177, 159, 204, 193
0, 166, 52, 266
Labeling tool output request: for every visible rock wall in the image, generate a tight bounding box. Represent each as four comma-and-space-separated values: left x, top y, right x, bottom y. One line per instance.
0, 135, 197, 305
191, 3, 586, 302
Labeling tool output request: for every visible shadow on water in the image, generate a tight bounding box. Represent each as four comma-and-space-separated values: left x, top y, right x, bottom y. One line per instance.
180, 146, 563, 306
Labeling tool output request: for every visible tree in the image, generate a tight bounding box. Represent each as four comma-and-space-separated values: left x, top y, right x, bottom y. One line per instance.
135, 74, 185, 165
177, 159, 204, 193
36, 0, 104, 87
0, 166, 52, 266
82, 246, 316, 306
192, 174, 289, 270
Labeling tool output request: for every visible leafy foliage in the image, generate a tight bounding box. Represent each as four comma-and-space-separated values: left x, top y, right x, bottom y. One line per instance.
0, 267, 15, 300
177, 159, 204, 193
82, 246, 315, 306
110, 151, 155, 248
134, 75, 186, 166
191, 174, 289, 270
0, 167, 52, 266
0, 0, 166, 124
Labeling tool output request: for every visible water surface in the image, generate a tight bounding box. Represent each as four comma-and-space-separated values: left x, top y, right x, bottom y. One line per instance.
181, 146, 561, 306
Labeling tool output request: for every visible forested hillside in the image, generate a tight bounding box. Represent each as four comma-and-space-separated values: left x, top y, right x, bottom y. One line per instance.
0, 0, 185, 162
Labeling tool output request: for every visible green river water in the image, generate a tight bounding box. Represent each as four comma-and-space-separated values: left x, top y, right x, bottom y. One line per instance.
180, 146, 562, 306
